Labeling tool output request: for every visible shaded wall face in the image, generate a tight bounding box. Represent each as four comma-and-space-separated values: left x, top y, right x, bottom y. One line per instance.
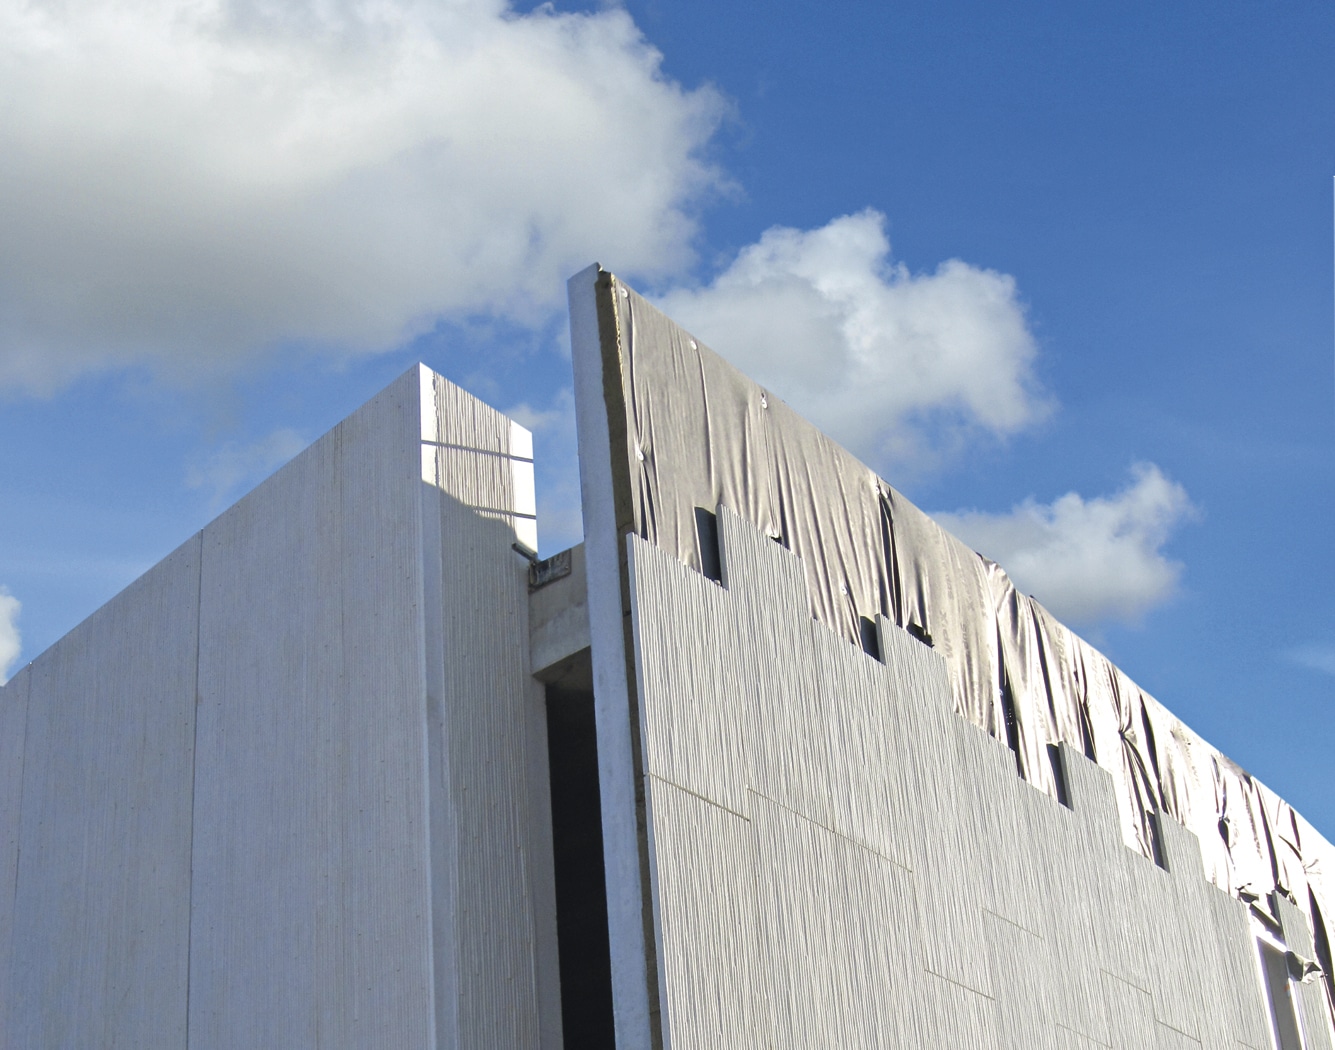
629, 508, 1310, 1050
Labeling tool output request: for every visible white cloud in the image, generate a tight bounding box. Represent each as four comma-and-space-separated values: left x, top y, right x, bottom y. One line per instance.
507, 387, 582, 553
187, 427, 307, 507
934, 464, 1197, 627
655, 209, 1051, 469
1285, 645, 1335, 677
0, 587, 20, 685
0, 0, 727, 390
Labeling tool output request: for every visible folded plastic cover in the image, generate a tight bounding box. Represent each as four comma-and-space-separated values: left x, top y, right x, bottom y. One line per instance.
588, 269, 1334, 1014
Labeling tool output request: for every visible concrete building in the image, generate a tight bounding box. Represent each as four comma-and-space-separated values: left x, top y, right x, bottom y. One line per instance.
0, 266, 1331, 1049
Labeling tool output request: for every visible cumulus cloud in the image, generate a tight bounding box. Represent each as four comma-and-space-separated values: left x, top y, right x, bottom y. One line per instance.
187, 427, 307, 508
0, 0, 726, 390
0, 587, 20, 685
934, 464, 1197, 627
655, 209, 1051, 468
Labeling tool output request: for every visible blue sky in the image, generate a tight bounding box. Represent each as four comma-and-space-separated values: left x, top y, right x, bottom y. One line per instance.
1, 0, 1331, 836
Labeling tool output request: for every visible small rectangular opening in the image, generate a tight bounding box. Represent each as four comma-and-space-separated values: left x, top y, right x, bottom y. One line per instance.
1148, 811, 1168, 870
1047, 744, 1071, 809
694, 507, 721, 583
906, 621, 933, 648
1259, 940, 1305, 1050
858, 616, 882, 661
999, 676, 1023, 779
546, 683, 615, 1049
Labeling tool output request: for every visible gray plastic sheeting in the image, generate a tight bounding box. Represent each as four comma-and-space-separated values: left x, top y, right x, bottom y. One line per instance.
589, 269, 1335, 1018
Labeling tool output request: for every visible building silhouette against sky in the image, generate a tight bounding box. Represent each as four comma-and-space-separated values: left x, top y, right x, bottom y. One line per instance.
0, 268, 1331, 1049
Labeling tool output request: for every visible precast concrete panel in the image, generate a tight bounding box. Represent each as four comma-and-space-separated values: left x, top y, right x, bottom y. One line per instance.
711, 505, 834, 834
626, 506, 1283, 1050
641, 777, 765, 1050
629, 537, 745, 816
418, 371, 562, 1049
184, 365, 559, 1049
1274, 894, 1335, 1050
9, 535, 200, 1049
750, 789, 922, 1049
1101, 971, 1160, 1050
0, 665, 30, 1049
190, 371, 433, 1049
808, 615, 915, 870
1203, 889, 1271, 1050
0, 365, 558, 1049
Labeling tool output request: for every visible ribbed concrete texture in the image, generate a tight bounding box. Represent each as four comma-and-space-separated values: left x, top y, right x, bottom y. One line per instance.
628, 506, 1329, 1050
0, 365, 560, 1050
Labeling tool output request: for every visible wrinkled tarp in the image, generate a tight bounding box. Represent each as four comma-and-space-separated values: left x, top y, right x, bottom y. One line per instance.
595, 271, 1335, 1015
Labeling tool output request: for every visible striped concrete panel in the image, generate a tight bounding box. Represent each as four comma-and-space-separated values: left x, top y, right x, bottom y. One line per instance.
723, 509, 996, 997
1072, 764, 1157, 999
909, 971, 1004, 1048
643, 776, 766, 1050
1085, 822, 1159, 999
1273, 894, 1335, 1050
983, 909, 1063, 1050
1036, 745, 1117, 1017
1297, 979, 1335, 1050
902, 699, 999, 998
1147, 816, 1213, 1042
0, 665, 29, 1050
959, 714, 1050, 937
420, 371, 561, 1049
190, 371, 434, 1049
1053, 1026, 1113, 1050
1158, 822, 1262, 1050
808, 621, 915, 872
10, 536, 199, 1050
630, 501, 1287, 1050
714, 508, 834, 831
1203, 888, 1271, 1050
1103, 970, 1162, 1049
629, 537, 746, 815
874, 612, 955, 722
1017, 784, 1110, 1046
749, 790, 921, 1050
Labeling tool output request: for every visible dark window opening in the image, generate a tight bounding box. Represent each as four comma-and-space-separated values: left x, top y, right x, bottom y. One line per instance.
858, 616, 882, 661
1139, 704, 1165, 801
1048, 744, 1071, 809
906, 621, 933, 648
694, 507, 721, 583
999, 675, 1024, 779
546, 684, 615, 1049
1259, 940, 1305, 1050
1148, 810, 1168, 871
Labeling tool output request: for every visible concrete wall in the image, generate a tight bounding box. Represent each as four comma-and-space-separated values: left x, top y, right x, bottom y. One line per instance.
627, 506, 1330, 1050
0, 366, 559, 1049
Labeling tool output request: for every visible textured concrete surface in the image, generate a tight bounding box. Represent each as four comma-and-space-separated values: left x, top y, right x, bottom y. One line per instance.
628, 506, 1326, 1050
530, 543, 590, 680
12, 537, 199, 1049
0, 366, 560, 1050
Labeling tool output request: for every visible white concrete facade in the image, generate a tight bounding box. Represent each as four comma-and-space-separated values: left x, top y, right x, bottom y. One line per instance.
1, 278, 1332, 1050
627, 506, 1335, 1050
0, 366, 560, 1049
